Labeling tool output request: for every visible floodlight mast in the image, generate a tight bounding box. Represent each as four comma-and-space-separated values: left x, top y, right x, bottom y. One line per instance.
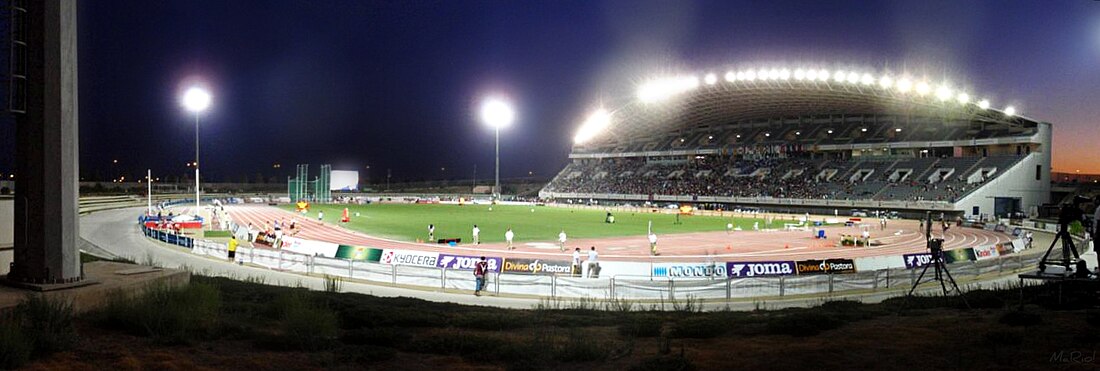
182, 87, 211, 216
481, 97, 514, 202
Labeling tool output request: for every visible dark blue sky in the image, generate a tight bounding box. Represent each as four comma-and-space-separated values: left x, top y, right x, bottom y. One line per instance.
4, 0, 1098, 182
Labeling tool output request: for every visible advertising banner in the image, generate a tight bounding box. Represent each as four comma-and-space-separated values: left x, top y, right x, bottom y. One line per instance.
942, 248, 976, 263
334, 245, 382, 262
379, 249, 440, 267
282, 236, 340, 257
902, 253, 934, 269
652, 262, 728, 278
501, 258, 572, 275
794, 259, 857, 275
437, 254, 502, 273
725, 261, 796, 278
973, 244, 1000, 260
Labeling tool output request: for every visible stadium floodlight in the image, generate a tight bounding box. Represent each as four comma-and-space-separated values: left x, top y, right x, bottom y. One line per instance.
735, 134, 741, 138
860, 73, 874, 85
915, 81, 931, 96
895, 128, 902, 132
956, 92, 970, 104
805, 69, 817, 80
817, 69, 830, 81
481, 96, 515, 202
977, 99, 990, 109
768, 69, 780, 80
745, 70, 757, 81
573, 108, 612, 144
935, 85, 953, 101
896, 78, 912, 93
180, 86, 212, 216
794, 69, 805, 80
846, 72, 860, 84
833, 70, 847, 82
827, 129, 833, 134
725, 71, 736, 82
704, 73, 717, 85
1004, 106, 1016, 116
879, 75, 894, 89
779, 69, 790, 80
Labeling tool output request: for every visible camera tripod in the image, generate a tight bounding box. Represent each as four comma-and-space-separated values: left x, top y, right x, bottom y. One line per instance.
1037, 221, 1081, 275
907, 212, 969, 308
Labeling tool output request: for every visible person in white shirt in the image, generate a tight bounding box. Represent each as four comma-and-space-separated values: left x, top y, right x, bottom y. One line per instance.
861, 229, 871, 246
558, 230, 567, 252
505, 228, 515, 250
317, 210, 324, 223
648, 232, 658, 255
428, 224, 435, 242
472, 225, 480, 245
586, 246, 599, 278
571, 248, 582, 277
753, 221, 759, 231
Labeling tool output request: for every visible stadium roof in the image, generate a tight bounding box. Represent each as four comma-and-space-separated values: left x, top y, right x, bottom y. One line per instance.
575, 67, 1044, 146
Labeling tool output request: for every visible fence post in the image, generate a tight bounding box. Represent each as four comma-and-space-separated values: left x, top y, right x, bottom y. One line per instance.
885, 269, 890, 289
998, 256, 1004, 273
726, 278, 732, 300
392, 264, 397, 284
551, 275, 557, 298
779, 276, 785, 297
828, 274, 834, 293
495, 272, 500, 295
278, 250, 284, 270
347, 259, 354, 278
441, 268, 447, 290
668, 279, 675, 301
610, 277, 616, 299
308, 255, 314, 275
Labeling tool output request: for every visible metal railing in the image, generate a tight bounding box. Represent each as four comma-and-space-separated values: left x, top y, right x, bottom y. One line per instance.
174, 233, 1041, 301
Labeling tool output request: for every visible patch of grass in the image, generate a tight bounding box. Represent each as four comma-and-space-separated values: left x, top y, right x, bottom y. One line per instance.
999, 310, 1042, 327
0, 314, 33, 369
279, 203, 766, 243
618, 315, 663, 338
98, 283, 221, 344
668, 316, 726, 339
451, 311, 530, 330
269, 291, 339, 351
764, 312, 844, 337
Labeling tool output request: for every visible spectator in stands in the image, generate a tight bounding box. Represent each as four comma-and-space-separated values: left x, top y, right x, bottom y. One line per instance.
228, 235, 238, 261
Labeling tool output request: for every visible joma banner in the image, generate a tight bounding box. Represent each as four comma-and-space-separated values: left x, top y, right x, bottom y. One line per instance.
903, 253, 934, 269
725, 261, 797, 277
438, 254, 502, 272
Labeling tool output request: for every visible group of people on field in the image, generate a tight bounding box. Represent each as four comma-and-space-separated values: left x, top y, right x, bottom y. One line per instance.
425, 224, 660, 255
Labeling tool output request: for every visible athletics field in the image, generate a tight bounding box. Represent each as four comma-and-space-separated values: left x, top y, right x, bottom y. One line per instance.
278, 203, 767, 243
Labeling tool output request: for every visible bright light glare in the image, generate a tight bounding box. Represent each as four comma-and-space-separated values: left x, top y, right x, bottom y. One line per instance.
846, 72, 859, 84
794, 69, 805, 80
956, 92, 970, 104
725, 71, 736, 82
934, 85, 953, 101
745, 70, 757, 81
915, 81, 931, 96
806, 70, 818, 80
779, 69, 790, 80
833, 70, 847, 82
181, 87, 212, 113
896, 78, 912, 93
817, 69, 830, 81
704, 73, 718, 85
1004, 106, 1016, 116
860, 73, 874, 85
879, 75, 893, 89
573, 108, 612, 144
977, 99, 990, 109
637, 76, 700, 103
481, 97, 515, 128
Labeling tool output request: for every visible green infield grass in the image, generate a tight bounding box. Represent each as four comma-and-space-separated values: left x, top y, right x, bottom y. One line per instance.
278, 203, 772, 243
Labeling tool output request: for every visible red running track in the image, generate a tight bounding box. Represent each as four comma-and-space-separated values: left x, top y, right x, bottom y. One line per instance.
225, 205, 1012, 262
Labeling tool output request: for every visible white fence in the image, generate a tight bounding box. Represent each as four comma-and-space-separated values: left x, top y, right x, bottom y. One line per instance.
188, 239, 1040, 300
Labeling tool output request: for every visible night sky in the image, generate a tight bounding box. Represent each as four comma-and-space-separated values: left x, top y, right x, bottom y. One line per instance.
2, 0, 1099, 182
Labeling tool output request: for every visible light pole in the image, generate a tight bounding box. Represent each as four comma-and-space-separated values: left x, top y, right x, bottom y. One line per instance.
181, 87, 211, 216
480, 97, 514, 202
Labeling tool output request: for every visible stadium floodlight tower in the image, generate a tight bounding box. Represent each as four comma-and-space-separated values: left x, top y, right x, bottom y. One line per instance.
481, 97, 515, 202
181, 86, 212, 216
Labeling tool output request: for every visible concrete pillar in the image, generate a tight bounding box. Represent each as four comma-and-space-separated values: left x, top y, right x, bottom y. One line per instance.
8, 0, 82, 284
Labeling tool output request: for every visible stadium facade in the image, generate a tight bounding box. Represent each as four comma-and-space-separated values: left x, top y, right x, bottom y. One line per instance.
541, 67, 1052, 218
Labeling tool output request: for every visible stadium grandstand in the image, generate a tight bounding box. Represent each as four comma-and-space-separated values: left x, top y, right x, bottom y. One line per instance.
541, 66, 1052, 218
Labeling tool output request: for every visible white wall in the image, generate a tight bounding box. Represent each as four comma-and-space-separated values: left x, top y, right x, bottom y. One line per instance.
1, 199, 12, 275
957, 123, 1052, 217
